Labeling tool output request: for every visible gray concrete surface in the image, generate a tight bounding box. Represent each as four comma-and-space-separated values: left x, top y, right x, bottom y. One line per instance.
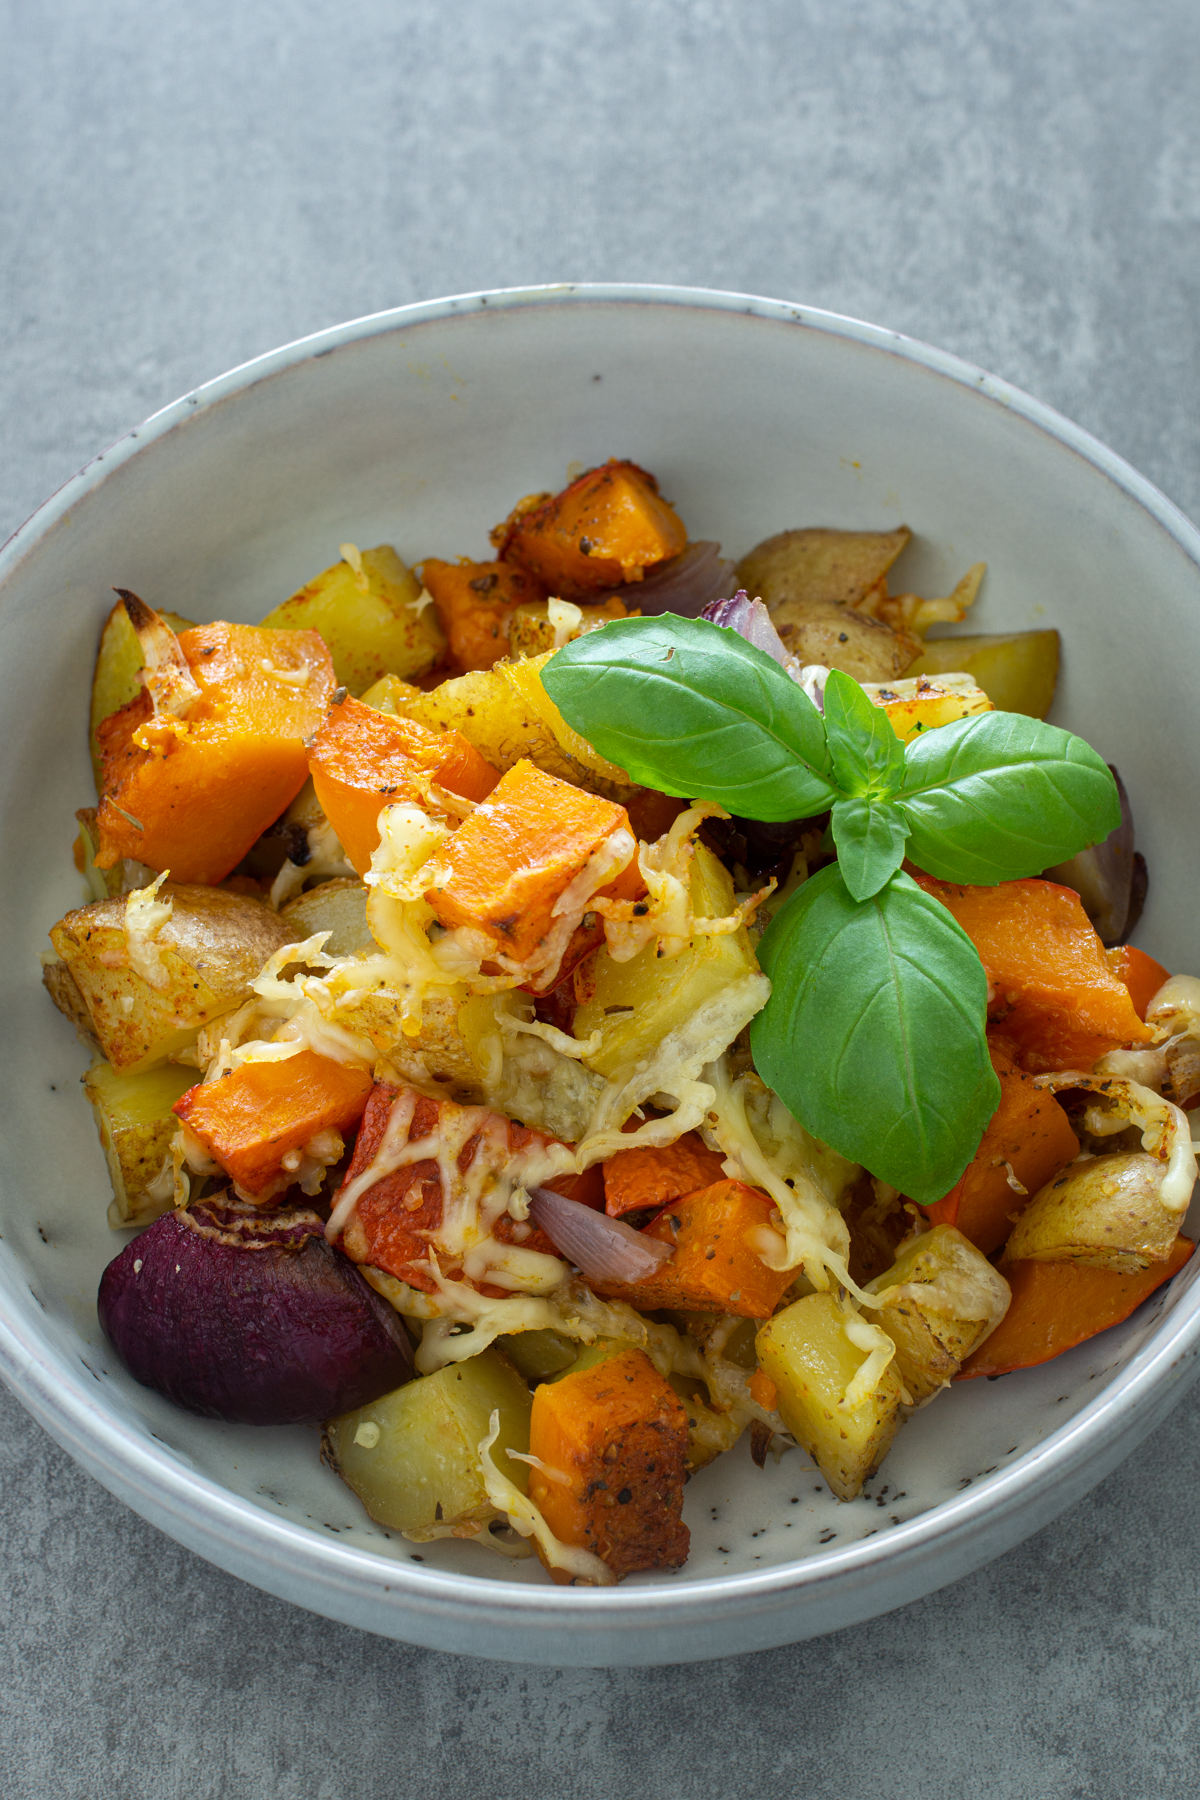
3, 0, 1200, 1793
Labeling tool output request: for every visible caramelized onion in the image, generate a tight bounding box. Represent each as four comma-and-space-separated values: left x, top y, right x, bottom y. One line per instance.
98, 1200, 413, 1424
590, 541, 737, 618
527, 1186, 673, 1283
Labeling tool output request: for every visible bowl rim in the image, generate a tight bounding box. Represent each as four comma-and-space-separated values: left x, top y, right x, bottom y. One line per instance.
4, 280, 1200, 1637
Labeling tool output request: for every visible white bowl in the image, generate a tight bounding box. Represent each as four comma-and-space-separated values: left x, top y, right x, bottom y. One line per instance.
3, 285, 1200, 1667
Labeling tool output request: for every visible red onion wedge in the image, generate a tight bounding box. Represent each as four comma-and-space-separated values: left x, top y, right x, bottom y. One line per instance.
590, 541, 737, 618
701, 591, 829, 711
98, 1200, 414, 1425
1045, 765, 1140, 945
527, 1186, 674, 1284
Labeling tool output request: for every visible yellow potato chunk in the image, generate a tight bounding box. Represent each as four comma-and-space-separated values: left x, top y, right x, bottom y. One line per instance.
865, 1225, 1011, 1402
279, 878, 372, 957
572, 844, 761, 1081
736, 527, 912, 610
756, 1293, 905, 1500
863, 673, 993, 744
83, 1059, 197, 1229
906, 630, 1060, 718
47, 885, 294, 1072
507, 597, 630, 660
259, 545, 445, 694
1004, 1151, 1178, 1272
325, 1347, 531, 1538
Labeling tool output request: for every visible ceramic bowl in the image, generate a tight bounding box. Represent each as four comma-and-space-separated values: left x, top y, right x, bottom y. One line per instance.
3, 285, 1199, 1667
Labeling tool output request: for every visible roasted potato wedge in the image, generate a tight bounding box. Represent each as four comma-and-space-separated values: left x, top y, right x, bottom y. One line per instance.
507, 596, 629, 660
89, 599, 193, 792
866, 1225, 1011, 1402
259, 545, 445, 694
47, 884, 294, 1072
279, 878, 372, 958
325, 1347, 531, 1538
1004, 1150, 1179, 1272
770, 598, 919, 682
83, 1058, 197, 1229
756, 1293, 906, 1500
736, 527, 911, 611
906, 629, 1060, 718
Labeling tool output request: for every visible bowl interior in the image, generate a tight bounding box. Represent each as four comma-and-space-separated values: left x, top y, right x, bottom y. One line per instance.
4, 291, 1199, 1610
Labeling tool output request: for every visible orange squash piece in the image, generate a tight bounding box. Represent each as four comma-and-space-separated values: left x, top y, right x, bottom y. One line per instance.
528, 1348, 690, 1580
593, 1178, 795, 1319
94, 621, 335, 884
425, 759, 635, 964
917, 876, 1153, 1071
603, 1130, 728, 1219
497, 460, 687, 597
173, 1050, 373, 1197
956, 1236, 1194, 1379
925, 1042, 1079, 1254
307, 691, 500, 874
1107, 944, 1170, 1021
333, 1083, 594, 1289
421, 558, 548, 671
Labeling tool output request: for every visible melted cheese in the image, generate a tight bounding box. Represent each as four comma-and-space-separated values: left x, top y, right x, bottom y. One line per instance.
476, 1409, 615, 1586
123, 873, 174, 991
1036, 1070, 1197, 1214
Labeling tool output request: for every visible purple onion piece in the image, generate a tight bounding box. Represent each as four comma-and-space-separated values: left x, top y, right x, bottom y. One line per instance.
527, 1186, 673, 1283
1044, 765, 1137, 946
702, 590, 795, 668
98, 1201, 414, 1425
588, 541, 737, 618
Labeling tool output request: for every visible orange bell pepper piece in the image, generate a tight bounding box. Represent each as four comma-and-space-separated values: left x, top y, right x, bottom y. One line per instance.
95, 621, 335, 885
173, 1050, 373, 1197
307, 691, 500, 874
332, 1083, 593, 1290
425, 759, 636, 965
496, 460, 687, 597
925, 1042, 1079, 1253
917, 876, 1153, 1071
1106, 944, 1170, 1021
421, 558, 548, 671
528, 1348, 690, 1580
603, 1130, 728, 1219
956, 1235, 1194, 1379
592, 1178, 795, 1319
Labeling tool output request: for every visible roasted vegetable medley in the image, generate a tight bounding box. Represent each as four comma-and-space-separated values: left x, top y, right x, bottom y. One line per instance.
45, 458, 1198, 1583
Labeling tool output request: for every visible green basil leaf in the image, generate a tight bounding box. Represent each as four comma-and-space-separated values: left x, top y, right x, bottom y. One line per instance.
750, 866, 1000, 1203
896, 711, 1122, 884
823, 668, 906, 798
540, 616, 840, 822
830, 797, 910, 901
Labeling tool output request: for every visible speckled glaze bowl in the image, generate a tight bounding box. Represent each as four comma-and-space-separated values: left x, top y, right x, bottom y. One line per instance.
3, 286, 1200, 1666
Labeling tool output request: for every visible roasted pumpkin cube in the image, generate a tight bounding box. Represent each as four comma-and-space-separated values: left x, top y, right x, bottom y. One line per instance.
592, 1179, 796, 1319
958, 1237, 1195, 1379
603, 1129, 728, 1219
756, 1293, 906, 1500
425, 760, 634, 964
173, 1050, 373, 1198
259, 544, 445, 693
918, 877, 1153, 1072
497, 461, 687, 597
47, 884, 294, 1072
94, 619, 336, 884
83, 1058, 198, 1228
1003, 1151, 1180, 1272
421, 557, 548, 671
326, 1347, 531, 1537
307, 690, 500, 874
527, 1347, 690, 1580
926, 1042, 1079, 1254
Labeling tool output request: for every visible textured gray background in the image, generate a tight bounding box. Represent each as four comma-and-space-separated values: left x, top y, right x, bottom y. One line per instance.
3, 1, 1200, 1794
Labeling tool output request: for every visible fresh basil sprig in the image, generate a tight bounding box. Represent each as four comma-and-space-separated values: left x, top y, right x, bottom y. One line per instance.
542, 616, 1121, 1202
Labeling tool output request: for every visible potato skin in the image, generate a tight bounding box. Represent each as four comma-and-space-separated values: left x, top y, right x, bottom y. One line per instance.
48, 884, 294, 1071
1004, 1151, 1179, 1272
770, 597, 920, 681
736, 526, 912, 611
